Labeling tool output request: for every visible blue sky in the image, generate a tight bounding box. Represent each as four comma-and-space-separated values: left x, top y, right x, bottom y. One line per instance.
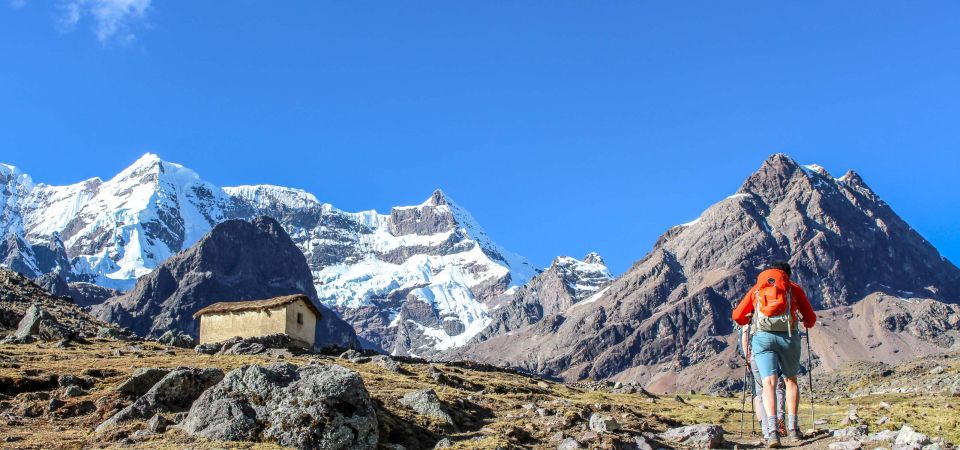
2, 1, 959, 274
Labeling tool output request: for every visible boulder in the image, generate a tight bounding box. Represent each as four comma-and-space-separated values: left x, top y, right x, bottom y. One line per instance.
147, 414, 168, 433
659, 424, 724, 449
182, 362, 378, 450
869, 430, 899, 442
14, 304, 73, 341
96, 367, 224, 432
558, 437, 582, 449
96, 326, 131, 341
834, 425, 869, 439
62, 385, 84, 398
588, 413, 620, 433
371, 355, 401, 372
157, 331, 195, 348
400, 389, 453, 425
894, 426, 930, 450
116, 368, 172, 396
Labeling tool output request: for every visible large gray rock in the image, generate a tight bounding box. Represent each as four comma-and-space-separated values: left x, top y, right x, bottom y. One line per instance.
14, 304, 73, 341
834, 425, 869, 439
96, 367, 224, 432
658, 424, 724, 449
399, 389, 453, 425
116, 368, 173, 396
157, 330, 195, 348
894, 425, 931, 450
588, 413, 620, 433
182, 362, 377, 449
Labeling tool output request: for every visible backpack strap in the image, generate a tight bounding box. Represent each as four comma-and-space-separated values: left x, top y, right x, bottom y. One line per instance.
786, 284, 793, 337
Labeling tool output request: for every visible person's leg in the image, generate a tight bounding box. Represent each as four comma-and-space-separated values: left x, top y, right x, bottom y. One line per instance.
776, 332, 803, 435
751, 358, 768, 432
751, 332, 781, 444
784, 377, 798, 414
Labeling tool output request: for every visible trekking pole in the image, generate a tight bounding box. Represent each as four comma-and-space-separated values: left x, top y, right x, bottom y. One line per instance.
805, 328, 815, 433
749, 367, 756, 436
739, 361, 748, 437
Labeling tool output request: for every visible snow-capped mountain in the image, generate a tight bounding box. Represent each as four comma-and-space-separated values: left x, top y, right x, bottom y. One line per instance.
0, 153, 537, 355
459, 252, 613, 346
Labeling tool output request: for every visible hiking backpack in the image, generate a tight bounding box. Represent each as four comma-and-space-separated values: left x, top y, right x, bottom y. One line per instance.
751, 268, 796, 336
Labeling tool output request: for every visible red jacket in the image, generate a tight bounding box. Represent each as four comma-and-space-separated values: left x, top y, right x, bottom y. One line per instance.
732, 281, 816, 329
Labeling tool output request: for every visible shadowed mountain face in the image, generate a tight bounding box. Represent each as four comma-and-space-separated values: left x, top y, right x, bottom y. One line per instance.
452, 154, 960, 390
91, 217, 359, 350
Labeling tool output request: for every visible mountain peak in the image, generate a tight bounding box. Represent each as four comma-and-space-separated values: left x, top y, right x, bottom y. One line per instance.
801, 163, 831, 178
582, 252, 606, 266
763, 153, 800, 170
425, 189, 448, 206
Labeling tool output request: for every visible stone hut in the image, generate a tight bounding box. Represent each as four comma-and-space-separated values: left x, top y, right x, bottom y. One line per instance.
192, 294, 320, 348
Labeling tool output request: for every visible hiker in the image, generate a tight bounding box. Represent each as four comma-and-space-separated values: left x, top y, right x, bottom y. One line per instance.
732, 261, 816, 448
741, 319, 786, 437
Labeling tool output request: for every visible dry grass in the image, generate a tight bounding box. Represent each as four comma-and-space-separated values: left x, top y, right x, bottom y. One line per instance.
0, 340, 957, 449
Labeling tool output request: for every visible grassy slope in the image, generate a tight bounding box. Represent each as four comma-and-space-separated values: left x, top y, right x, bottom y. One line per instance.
0, 340, 957, 449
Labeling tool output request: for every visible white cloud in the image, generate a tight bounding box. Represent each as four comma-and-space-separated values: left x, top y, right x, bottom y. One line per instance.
57, 0, 151, 44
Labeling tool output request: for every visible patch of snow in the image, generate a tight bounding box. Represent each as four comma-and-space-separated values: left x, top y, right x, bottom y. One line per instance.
568, 286, 610, 311
679, 217, 701, 227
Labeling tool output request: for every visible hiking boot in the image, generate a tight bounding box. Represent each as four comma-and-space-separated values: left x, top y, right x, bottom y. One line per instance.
787, 429, 802, 440
765, 435, 782, 448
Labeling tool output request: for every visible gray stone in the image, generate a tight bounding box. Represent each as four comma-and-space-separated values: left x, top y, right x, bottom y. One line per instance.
371, 355, 401, 372
894, 425, 930, 450
62, 385, 84, 398
400, 389, 453, 425
116, 368, 172, 396
633, 435, 655, 450
96, 326, 130, 341
929, 366, 944, 375
829, 442, 863, 450
588, 413, 620, 433
14, 304, 73, 341
659, 424, 724, 449
96, 367, 224, 432
147, 414, 168, 433
833, 425, 869, 439
48, 398, 64, 412
558, 437, 582, 450
182, 362, 378, 450
157, 331, 195, 348
869, 430, 899, 442
433, 438, 452, 449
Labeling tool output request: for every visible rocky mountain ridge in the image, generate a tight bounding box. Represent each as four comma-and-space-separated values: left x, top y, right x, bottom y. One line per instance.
451, 154, 960, 391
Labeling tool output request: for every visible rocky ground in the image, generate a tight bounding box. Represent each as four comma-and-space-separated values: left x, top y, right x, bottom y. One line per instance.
0, 337, 957, 449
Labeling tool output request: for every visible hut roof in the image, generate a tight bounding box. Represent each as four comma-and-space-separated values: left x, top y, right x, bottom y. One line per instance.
192, 294, 322, 319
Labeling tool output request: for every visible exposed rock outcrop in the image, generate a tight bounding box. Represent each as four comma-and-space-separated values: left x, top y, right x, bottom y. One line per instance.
182, 362, 378, 449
